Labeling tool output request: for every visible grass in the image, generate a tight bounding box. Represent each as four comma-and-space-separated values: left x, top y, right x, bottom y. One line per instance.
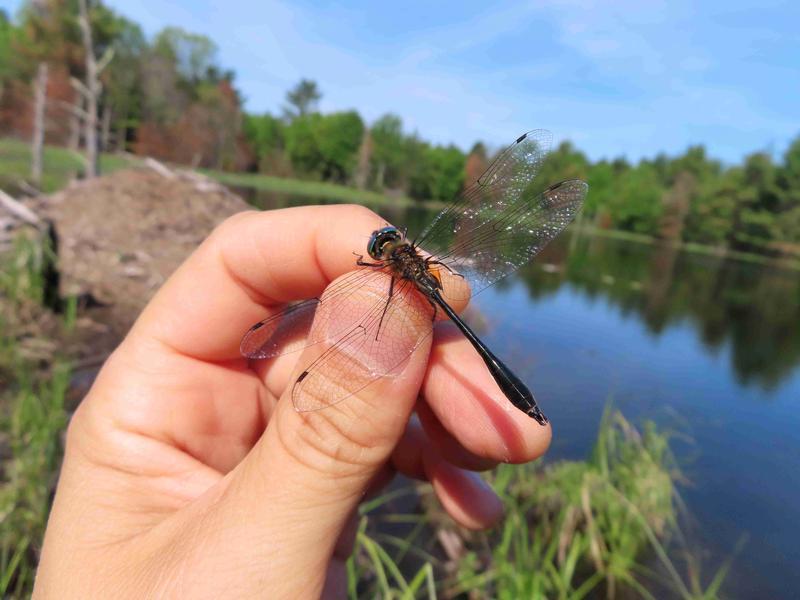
0, 233, 72, 598
348, 407, 733, 599
204, 168, 423, 207
0, 361, 69, 597
0, 137, 136, 194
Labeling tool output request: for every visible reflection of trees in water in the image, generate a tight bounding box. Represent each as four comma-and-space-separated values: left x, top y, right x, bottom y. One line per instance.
521, 231, 800, 390
241, 194, 799, 390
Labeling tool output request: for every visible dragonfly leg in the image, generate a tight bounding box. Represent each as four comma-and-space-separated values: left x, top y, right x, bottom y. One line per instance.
427, 259, 465, 279
375, 276, 395, 340
354, 252, 384, 267
426, 297, 438, 321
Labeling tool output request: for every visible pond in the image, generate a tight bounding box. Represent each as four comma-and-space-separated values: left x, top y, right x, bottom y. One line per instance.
237, 186, 800, 599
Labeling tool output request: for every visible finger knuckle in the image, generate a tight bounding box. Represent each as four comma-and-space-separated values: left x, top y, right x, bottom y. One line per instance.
212, 210, 259, 239
274, 405, 384, 481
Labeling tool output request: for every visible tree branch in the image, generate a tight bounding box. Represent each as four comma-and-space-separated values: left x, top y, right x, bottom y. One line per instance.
0, 189, 42, 227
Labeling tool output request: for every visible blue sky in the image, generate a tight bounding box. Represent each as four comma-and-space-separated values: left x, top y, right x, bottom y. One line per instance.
3, 0, 798, 163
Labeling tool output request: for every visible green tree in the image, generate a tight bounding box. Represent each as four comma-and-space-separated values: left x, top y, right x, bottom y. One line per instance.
608, 162, 665, 235
728, 152, 781, 251
243, 112, 285, 170
101, 15, 145, 150
409, 144, 465, 202
370, 113, 405, 189
153, 26, 218, 85
316, 110, 364, 183
774, 136, 800, 245
283, 78, 321, 120
0, 10, 15, 89
285, 112, 323, 176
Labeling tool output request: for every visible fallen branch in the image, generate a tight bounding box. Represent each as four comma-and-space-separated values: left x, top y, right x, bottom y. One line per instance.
16, 180, 42, 197
0, 189, 42, 227
144, 157, 176, 179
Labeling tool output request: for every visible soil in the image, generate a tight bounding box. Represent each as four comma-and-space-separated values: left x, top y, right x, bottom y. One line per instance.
17, 166, 252, 404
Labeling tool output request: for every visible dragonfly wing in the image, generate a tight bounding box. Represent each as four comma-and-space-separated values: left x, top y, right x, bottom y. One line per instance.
434, 179, 588, 300
292, 275, 435, 412
240, 267, 390, 360
413, 130, 586, 301
415, 130, 552, 261
240, 299, 319, 359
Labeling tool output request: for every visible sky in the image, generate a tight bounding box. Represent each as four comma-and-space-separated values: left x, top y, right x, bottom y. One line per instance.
2, 0, 798, 163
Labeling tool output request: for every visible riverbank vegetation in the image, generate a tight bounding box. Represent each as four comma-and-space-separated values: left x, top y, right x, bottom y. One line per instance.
346, 407, 733, 599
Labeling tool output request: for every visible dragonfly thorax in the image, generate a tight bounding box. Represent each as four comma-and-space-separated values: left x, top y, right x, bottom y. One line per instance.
367, 226, 407, 260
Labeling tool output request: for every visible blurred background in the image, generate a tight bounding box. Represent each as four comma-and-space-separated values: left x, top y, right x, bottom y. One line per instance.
0, 1, 798, 598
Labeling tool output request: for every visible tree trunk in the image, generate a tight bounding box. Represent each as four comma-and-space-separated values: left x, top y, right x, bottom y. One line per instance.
354, 129, 372, 190
376, 162, 386, 190
112, 101, 129, 152
78, 0, 99, 178
68, 96, 82, 151
31, 62, 48, 187
100, 100, 112, 152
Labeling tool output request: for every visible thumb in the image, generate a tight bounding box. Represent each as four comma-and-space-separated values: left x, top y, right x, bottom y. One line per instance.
192, 272, 433, 597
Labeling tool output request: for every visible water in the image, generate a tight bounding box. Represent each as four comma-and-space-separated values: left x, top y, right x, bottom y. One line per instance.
238, 187, 800, 598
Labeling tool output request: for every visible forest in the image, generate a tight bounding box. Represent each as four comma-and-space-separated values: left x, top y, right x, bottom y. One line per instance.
1, 0, 798, 257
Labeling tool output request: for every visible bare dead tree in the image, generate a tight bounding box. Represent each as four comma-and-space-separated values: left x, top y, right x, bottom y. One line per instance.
31, 62, 49, 187
75, 0, 113, 178
77, 0, 98, 177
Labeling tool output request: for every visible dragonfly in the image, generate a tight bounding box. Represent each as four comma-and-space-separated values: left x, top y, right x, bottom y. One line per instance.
240, 130, 587, 425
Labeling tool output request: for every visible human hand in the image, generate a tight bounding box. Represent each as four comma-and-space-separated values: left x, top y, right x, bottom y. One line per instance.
34, 205, 551, 599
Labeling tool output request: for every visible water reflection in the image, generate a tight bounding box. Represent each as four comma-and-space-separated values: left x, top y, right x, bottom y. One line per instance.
528, 233, 800, 390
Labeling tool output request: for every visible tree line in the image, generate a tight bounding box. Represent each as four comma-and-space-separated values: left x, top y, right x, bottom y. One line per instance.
0, 1, 798, 257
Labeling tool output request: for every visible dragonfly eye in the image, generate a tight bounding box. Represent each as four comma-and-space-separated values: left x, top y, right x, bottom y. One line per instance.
367, 226, 401, 259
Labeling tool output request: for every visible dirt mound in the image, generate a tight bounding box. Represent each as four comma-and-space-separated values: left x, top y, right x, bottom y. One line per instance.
3, 166, 253, 406
29, 167, 251, 339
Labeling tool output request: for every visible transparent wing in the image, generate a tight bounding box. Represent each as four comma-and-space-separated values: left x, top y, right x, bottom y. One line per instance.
433, 180, 588, 300
291, 274, 435, 411
414, 130, 587, 299
240, 267, 391, 359
415, 130, 552, 258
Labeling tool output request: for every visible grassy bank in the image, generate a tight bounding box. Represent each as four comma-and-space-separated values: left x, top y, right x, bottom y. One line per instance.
0, 234, 71, 597
347, 407, 731, 599
204, 169, 421, 207
0, 138, 135, 194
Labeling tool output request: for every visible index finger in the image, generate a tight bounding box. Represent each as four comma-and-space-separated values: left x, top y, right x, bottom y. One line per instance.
131, 204, 386, 361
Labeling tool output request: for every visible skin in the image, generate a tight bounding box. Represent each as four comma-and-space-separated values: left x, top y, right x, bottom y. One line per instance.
34, 205, 551, 599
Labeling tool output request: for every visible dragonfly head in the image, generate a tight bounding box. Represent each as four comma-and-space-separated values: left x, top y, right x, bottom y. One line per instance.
367, 226, 404, 260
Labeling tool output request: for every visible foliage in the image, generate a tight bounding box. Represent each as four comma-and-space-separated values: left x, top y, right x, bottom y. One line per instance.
285, 111, 365, 182
0, 0, 798, 255
370, 113, 406, 189
408, 143, 466, 203
0, 234, 72, 598
346, 407, 732, 599
282, 77, 321, 120
243, 112, 285, 171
